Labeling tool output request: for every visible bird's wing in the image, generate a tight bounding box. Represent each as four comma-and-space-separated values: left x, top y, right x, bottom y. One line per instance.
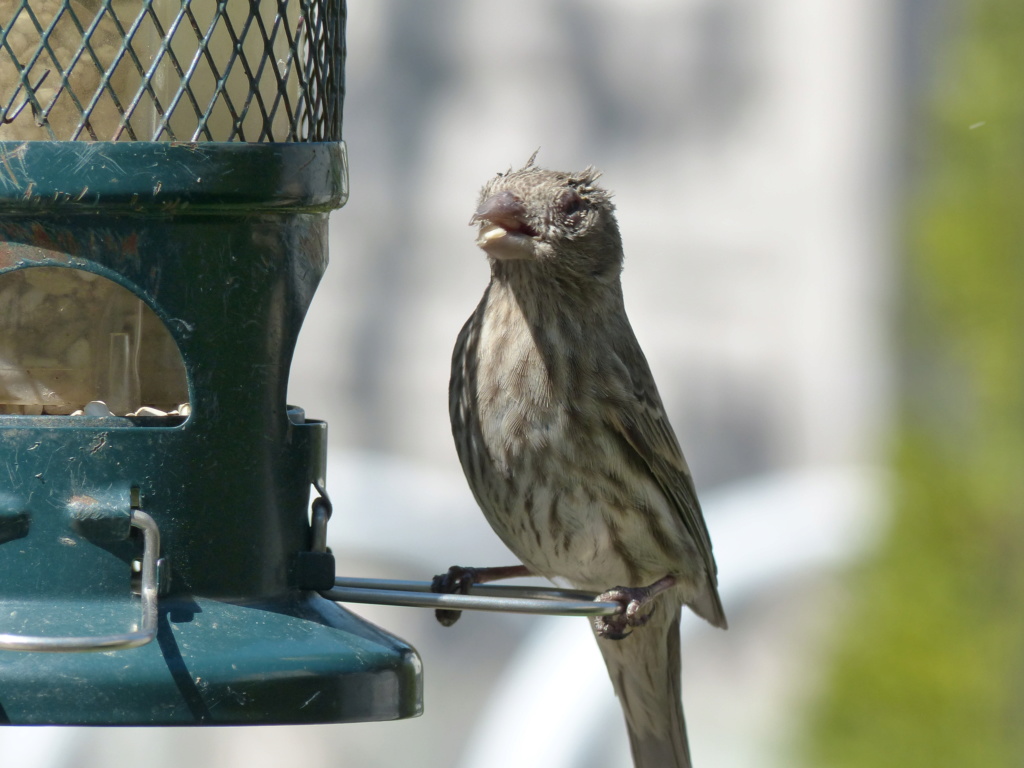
606, 341, 719, 587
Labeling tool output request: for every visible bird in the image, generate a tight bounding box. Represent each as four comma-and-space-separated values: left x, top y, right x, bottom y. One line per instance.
441, 155, 727, 768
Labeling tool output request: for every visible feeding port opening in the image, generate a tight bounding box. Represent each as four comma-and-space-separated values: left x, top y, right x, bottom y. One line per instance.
0, 266, 189, 421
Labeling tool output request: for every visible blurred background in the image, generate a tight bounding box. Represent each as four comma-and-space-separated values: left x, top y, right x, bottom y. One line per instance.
5, 0, 1022, 765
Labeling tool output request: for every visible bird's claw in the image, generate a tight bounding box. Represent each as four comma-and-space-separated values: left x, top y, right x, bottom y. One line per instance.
592, 585, 657, 640
431, 565, 479, 627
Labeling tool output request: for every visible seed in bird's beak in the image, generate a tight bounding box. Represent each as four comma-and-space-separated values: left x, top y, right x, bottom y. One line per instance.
476, 223, 508, 246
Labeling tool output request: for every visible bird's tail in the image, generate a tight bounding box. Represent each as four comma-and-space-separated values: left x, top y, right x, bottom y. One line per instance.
595, 602, 691, 768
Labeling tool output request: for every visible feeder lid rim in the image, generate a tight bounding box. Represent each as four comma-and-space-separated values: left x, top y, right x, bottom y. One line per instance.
0, 141, 348, 213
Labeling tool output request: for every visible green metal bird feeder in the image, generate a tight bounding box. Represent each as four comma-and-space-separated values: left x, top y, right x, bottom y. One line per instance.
0, 0, 422, 725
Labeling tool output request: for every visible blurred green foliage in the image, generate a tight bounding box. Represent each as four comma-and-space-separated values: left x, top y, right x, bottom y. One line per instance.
805, 2, 1024, 766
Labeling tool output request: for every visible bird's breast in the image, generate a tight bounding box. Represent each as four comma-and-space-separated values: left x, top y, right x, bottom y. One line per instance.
475, 308, 574, 470
467, 311, 682, 589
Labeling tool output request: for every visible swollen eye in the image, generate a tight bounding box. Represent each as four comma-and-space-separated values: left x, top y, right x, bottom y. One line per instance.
558, 189, 584, 223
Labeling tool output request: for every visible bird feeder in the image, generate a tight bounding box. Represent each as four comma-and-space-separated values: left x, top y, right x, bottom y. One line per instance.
0, 0, 421, 725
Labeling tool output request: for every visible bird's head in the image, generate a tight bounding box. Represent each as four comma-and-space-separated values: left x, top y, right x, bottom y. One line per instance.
471, 156, 623, 281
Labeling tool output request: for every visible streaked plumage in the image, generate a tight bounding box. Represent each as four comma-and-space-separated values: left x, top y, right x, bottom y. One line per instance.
450, 159, 726, 768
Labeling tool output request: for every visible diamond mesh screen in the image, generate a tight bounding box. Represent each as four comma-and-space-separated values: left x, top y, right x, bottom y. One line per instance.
0, 0, 345, 141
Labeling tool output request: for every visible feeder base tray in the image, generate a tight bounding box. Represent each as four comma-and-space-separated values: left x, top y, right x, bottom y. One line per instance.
0, 593, 422, 726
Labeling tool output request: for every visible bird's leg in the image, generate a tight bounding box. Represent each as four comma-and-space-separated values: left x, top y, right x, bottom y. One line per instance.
431, 564, 532, 626
592, 575, 678, 640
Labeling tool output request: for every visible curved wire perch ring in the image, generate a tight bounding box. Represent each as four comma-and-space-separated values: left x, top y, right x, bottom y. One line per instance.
323, 577, 622, 618
0, 510, 160, 653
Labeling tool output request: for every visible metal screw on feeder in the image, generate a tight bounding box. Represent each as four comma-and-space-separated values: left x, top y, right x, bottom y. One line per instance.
0, 0, 429, 725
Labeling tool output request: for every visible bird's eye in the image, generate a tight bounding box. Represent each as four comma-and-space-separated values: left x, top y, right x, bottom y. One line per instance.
557, 189, 585, 225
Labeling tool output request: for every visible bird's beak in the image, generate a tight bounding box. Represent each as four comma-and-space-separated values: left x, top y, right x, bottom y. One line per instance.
471, 191, 538, 258
471, 190, 527, 227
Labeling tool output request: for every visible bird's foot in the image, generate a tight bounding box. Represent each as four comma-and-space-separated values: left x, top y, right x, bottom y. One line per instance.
592, 575, 677, 640
430, 564, 532, 627
431, 566, 479, 627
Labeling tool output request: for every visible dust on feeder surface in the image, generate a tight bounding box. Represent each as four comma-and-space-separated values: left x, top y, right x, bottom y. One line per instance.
0, 266, 189, 417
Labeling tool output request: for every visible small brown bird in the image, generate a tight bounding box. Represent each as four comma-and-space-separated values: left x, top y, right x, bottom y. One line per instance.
446, 157, 727, 768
